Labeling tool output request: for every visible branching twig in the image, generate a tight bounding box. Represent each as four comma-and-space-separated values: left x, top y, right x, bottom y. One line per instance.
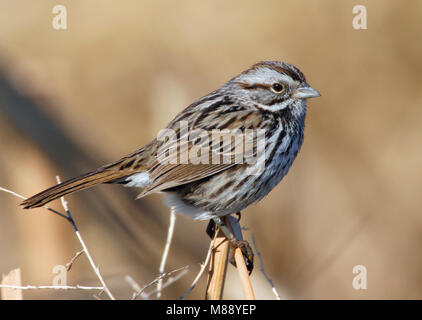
157, 207, 176, 299
55, 176, 115, 300
144, 268, 188, 299
132, 266, 189, 300
0, 187, 67, 219
251, 234, 281, 300
0, 181, 115, 300
126, 266, 189, 300
180, 240, 213, 300
125, 275, 144, 298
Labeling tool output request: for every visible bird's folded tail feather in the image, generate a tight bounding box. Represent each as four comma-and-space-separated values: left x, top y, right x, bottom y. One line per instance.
21, 169, 131, 209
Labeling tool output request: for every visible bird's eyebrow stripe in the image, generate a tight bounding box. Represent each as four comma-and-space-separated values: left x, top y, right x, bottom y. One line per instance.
237, 82, 272, 90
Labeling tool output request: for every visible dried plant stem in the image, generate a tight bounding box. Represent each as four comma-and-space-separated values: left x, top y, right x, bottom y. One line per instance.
0, 182, 115, 300
1, 268, 23, 300
132, 266, 188, 300
205, 216, 256, 300
180, 240, 213, 299
55, 176, 115, 300
205, 217, 230, 300
144, 268, 189, 299
251, 234, 281, 300
74, 231, 114, 299
226, 217, 255, 300
125, 275, 144, 298
0, 284, 104, 291
126, 266, 188, 300
0, 187, 27, 200
66, 250, 85, 271
157, 208, 176, 299
233, 247, 255, 300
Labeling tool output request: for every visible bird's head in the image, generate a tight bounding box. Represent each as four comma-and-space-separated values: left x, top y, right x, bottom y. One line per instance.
229, 61, 320, 115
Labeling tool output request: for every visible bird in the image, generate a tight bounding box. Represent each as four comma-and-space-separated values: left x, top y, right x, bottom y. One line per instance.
21, 61, 320, 236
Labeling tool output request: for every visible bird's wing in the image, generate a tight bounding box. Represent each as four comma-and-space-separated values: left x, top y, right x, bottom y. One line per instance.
137, 102, 261, 197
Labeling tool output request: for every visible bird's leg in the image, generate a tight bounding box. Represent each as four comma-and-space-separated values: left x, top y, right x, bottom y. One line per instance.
206, 215, 254, 274
212, 216, 235, 241
205, 216, 239, 240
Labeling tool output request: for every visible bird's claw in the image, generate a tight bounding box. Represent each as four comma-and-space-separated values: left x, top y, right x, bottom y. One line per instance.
229, 239, 254, 275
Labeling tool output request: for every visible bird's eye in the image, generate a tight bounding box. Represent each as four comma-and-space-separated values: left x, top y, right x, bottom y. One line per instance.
271, 83, 285, 93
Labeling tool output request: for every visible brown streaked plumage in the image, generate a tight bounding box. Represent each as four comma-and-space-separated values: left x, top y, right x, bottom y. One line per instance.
21, 61, 320, 222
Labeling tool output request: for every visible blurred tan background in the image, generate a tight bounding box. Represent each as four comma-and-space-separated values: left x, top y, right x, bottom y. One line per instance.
0, 0, 421, 299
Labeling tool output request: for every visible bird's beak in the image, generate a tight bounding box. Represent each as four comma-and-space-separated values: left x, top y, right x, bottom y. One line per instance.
293, 84, 321, 99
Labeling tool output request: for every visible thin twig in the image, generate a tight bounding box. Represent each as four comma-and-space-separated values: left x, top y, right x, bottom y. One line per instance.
66, 250, 85, 271
0, 187, 26, 200
251, 234, 280, 300
144, 268, 189, 299
93, 293, 103, 300
180, 240, 213, 300
0, 182, 115, 300
127, 267, 189, 300
55, 176, 115, 300
75, 231, 116, 299
125, 275, 144, 298
0, 186, 69, 220
157, 207, 176, 299
0, 284, 103, 291
132, 266, 189, 300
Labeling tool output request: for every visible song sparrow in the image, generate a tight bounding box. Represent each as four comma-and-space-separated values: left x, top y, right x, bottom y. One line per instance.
21, 61, 320, 224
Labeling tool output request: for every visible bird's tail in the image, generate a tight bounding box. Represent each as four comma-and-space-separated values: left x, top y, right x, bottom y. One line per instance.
21, 169, 129, 209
